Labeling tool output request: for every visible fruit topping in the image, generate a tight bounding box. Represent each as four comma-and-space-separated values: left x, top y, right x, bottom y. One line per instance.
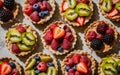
9, 62, 16, 69
9, 68, 19, 75
106, 27, 114, 34
96, 34, 103, 40
72, 65, 76, 71
50, 23, 57, 30
76, 17, 85, 26
51, 39, 59, 50
26, 58, 36, 70
101, 0, 112, 12
30, 11, 40, 22
62, 1, 69, 11
37, 62, 47, 72
66, 0, 76, 8
112, 0, 120, 4
12, 43, 20, 54
40, 56, 53, 62
28, 0, 37, 5
80, 55, 91, 67
64, 32, 74, 42
65, 66, 71, 71
30, 69, 36, 75
38, 1, 47, 11
103, 34, 114, 44
72, 54, 81, 64
16, 25, 26, 33
47, 62, 54, 67
57, 46, 63, 52
62, 39, 72, 50
68, 69, 75, 75
107, 7, 119, 18
77, 0, 89, 4
34, 56, 40, 61
0, 1, 3, 8
76, 62, 88, 73
46, 1, 52, 11
47, 67, 58, 75
115, 2, 120, 12
18, 43, 31, 51
24, 5, 33, 16
33, 3, 40, 11
65, 59, 73, 66
4, 0, 15, 10
97, 22, 108, 34
39, 72, 46, 75
87, 31, 97, 41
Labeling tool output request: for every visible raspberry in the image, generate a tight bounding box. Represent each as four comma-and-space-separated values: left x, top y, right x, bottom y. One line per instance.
30, 11, 40, 22
4, 0, 15, 10
37, 62, 47, 72
87, 31, 97, 41
97, 22, 108, 34
106, 27, 114, 34
64, 32, 74, 42
9, 68, 19, 75
51, 39, 59, 50
50, 23, 57, 30
62, 39, 72, 50
80, 55, 91, 67
0, 9, 13, 22
68, 69, 75, 75
28, 0, 37, 5
24, 5, 33, 16
16, 25, 26, 33
103, 34, 114, 44
46, 1, 52, 11
65, 59, 73, 66
65, 26, 71, 32
0, 1, 3, 8
72, 54, 81, 64
96, 34, 103, 40
75, 71, 81, 75
38, 1, 47, 11
90, 38, 103, 50
12, 43, 20, 54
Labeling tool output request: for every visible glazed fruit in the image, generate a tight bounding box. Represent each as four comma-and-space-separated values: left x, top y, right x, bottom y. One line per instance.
4, 0, 15, 10
18, 43, 31, 51
87, 31, 97, 41
47, 67, 57, 75
107, 7, 119, 17
101, 0, 112, 12
66, 0, 76, 8
115, 2, 120, 12
103, 34, 114, 44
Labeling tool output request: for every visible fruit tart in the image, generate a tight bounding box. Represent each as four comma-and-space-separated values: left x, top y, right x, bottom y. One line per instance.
61, 50, 96, 75
0, 57, 22, 75
99, 0, 120, 21
98, 54, 120, 75
5, 23, 38, 56
41, 21, 77, 55
23, 0, 55, 24
60, 0, 93, 26
24, 52, 58, 75
84, 20, 118, 52
0, 0, 19, 24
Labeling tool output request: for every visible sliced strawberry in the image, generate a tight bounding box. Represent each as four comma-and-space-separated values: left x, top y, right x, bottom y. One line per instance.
76, 62, 88, 74
80, 56, 91, 67
16, 25, 26, 33
53, 27, 65, 39
62, 1, 69, 11
76, 17, 85, 26
50, 23, 58, 30
38, 1, 47, 11
72, 54, 81, 64
107, 8, 119, 18
112, 0, 120, 4
65, 59, 73, 66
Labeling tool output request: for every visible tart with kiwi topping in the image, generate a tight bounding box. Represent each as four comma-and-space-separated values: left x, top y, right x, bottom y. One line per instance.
0, 57, 22, 75
99, 0, 120, 21
24, 52, 58, 75
61, 50, 96, 75
98, 54, 120, 75
60, 0, 93, 26
0, 0, 19, 24
23, 0, 55, 24
84, 20, 118, 52
41, 21, 77, 55
5, 23, 38, 56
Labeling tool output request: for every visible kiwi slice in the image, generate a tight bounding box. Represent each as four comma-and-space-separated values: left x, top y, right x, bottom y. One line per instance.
101, 0, 112, 12
26, 59, 36, 70
18, 43, 31, 51
22, 32, 35, 46
66, 0, 76, 8
75, 3, 91, 16
30, 69, 36, 75
39, 72, 47, 75
115, 2, 120, 12
41, 56, 53, 62
47, 67, 58, 75
65, 9, 78, 21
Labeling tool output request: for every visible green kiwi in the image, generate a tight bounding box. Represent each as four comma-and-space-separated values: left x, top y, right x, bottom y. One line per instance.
41, 56, 53, 62
47, 67, 57, 75
66, 0, 76, 8
39, 72, 47, 75
101, 0, 112, 12
18, 43, 31, 51
26, 59, 36, 70
115, 2, 120, 12
30, 69, 36, 75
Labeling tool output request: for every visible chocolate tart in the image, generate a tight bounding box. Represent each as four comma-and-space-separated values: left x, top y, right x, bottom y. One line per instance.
41, 21, 77, 55
60, 0, 93, 26
61, 50, 96, 75
84, 20, 118, 52
5, 23, 38, 56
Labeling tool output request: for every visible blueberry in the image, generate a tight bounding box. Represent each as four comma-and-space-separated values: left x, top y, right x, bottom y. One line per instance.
43, 10, 49, 15
47, 62, 54, 67
9, 62, 16, 68
117, 66, 120, 74
39, 11, 45, 18
35, 70, 40, 75
33, 66, 37, 70
72, 65, 76, 71
65, 66, 70, 71
36, 61, 40, 65
34, 55, 40, 61
33, 3, 39, 11
57, 46, 63, 52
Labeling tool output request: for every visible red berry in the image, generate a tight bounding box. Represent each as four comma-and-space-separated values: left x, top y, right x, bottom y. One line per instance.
62, 39, 72, 50
50, 23, 57, 30
46, 1, 52, 11
65, 26, 71, 32
96, 34, 103, 40
28, 0, 37, 5
65, 59, 73, 66
97, 22, 108, 34
80, 56, 91, 67
30, 11, 40, 22
51, 39, 59, 50
37, 62, 47, 72
106, 27, 114, 34
75, 71, 81, 75
38, 1, 47, 11
87, 31, 97, 41
72, 54, 81, 64
64, 32, 74, 42
68, 69, 75, 75
24, 5, 33, 16
84, 68, 92, 75
9, 68, 19, 75
0, 1, 3, 8
12, 43, 20, 54
16, 25, 26, 33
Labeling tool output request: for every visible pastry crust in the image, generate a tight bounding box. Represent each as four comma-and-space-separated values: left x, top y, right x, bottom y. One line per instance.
5, 23, 38, 56
23, 0, 56, 24
61, 50, 96, 75
24, 52, 58, 75
60, 0, 93, 26
84, 20, 118, 53
99, 0, 120, 21
98, 54, 120, 75
0, 57, 22, 75
41, 21, 77, 55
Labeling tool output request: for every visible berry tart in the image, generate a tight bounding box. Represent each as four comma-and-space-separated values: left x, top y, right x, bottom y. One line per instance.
99, 0, 120, 21
60, 0, 93, 26
5, 23, 38, 56
0, 0, 19, 24
0, 57, 22, 75
24, 52, 58, 75
61, 50, 96, 75
98, 54, 120, 75
23, 0, 55, 24
84, 20, 118, 52
41, 21, 77, 55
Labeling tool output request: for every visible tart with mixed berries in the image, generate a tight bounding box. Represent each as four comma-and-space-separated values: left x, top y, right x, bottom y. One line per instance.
0, 57, 22, 75
24, 52, 58, 75
98, 54, 120, 75
84, 20, 118, 52
23, 0, 55, 24
0, 0, 19, 24
99, 0, 120, 21
61, 50, 96, 75
5, 23, 38, 56
60, 0, 93, 26
41, 21, 77, 55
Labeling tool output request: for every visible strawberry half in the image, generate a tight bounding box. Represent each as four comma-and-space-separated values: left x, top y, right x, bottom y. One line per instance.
76, 17, 85, 26
107, 7, 119, 18
62, 1, 69, 11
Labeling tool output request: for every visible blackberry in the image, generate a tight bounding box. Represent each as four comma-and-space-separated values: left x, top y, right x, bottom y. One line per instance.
103, 34, 114, 45
0, 9, 13, 22
90, 38, 103, 50
4, 0, 15, 10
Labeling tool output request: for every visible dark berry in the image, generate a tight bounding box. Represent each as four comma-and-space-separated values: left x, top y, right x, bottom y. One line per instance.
4, 0, 15, 10
117, 66, 120, 74
9, 62, 16, 68
33, 3, 39, 11
57, 46, 63, 52
0, 1, 3, 8
34, 56, 40, 61
39, 11, 45, 18
90, 38, 103, 50
103, 34, 114, 44
72, 65, 76, 71
33, 66, 38, 70
43, 10, 49, 15
97, 22, 108, 34
36, 61, 40, 65
65, 66, 71, 71
35, 70, 40, 74
47, 62, 54, 67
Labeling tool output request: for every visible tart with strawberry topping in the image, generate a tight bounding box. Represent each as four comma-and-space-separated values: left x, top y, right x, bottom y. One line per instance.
60, 0, 93, 26
62, 50, 96, 75
84, 20, 118, 52
24, 52, 58, 75
0, 0, 19, 24
5, 23, 38, 56
23, 0, 55, 24
41, 21, 77, 55
98, 54, 120, 75
99, 0, 120, 21
0, 57, 22, 75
